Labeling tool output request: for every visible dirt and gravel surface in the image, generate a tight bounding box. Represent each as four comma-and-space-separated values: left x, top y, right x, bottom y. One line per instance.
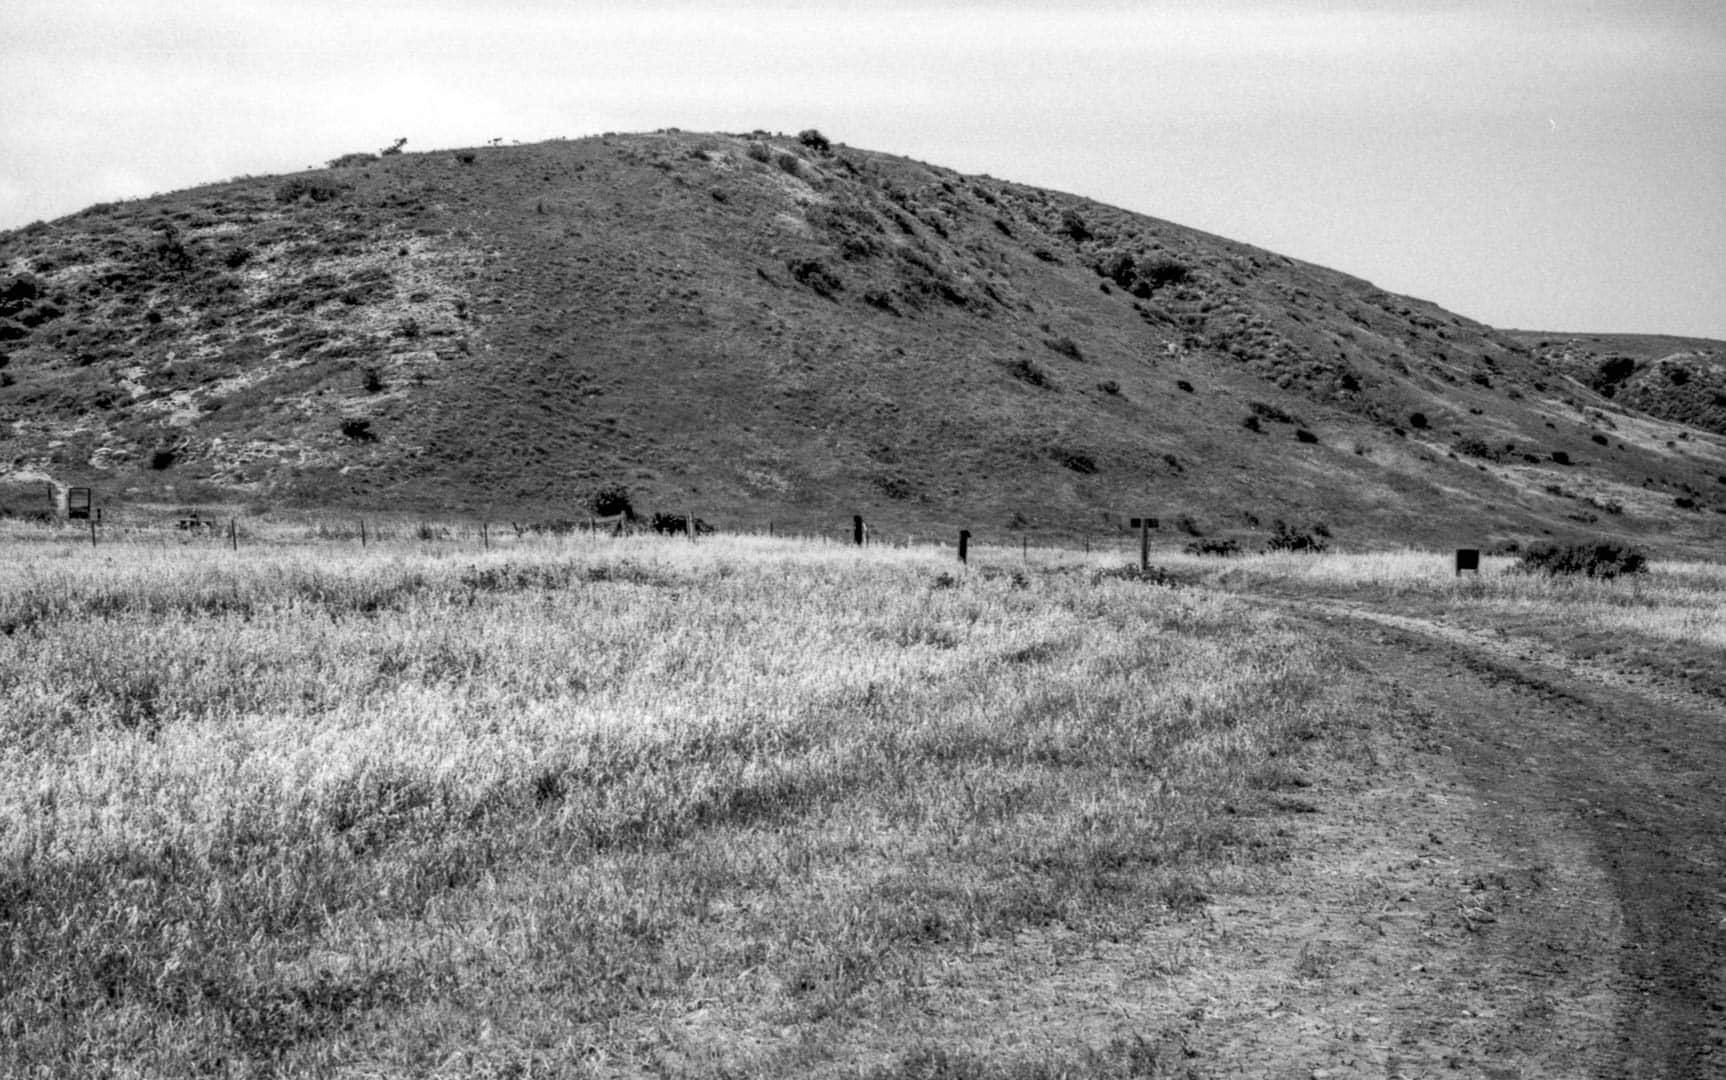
1167, 592, 1726, 1079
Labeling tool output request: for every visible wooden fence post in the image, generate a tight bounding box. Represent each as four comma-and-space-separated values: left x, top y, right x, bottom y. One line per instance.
229, 518, 238, 552
853, 515, 864, 546
958, 529, 970, 565
360, 519, 367, 548
89, 517, 98, 548
1140, 517, 1149, 573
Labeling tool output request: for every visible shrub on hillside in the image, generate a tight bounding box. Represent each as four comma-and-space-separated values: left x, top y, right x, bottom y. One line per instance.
340, 418, 376, 442
1517, 541, 1646, 579
1183, 538, 1241, 557
1452, 437, 1499, 461
786, 258, 842, 298
327, 152, 378, 169
588, 483, 635, 520
1043, 335, 1083, 361
1005, 357, 1051, 388
275, 176, 343, 204
1142, 258, 1192, 291
1590, 355, 1636, 397
1264, 520, 1327, 553
797, 129, 831, 153
1059, 208, 1091, 241
651, 511, 714, 536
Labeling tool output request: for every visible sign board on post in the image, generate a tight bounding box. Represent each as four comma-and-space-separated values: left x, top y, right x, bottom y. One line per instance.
1455, 548, 1481, 577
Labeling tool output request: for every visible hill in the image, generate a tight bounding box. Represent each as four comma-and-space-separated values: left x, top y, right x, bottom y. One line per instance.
2, 129, 1723, 553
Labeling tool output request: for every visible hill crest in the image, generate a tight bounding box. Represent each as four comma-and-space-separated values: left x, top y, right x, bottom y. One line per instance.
2, 130, 1723, 553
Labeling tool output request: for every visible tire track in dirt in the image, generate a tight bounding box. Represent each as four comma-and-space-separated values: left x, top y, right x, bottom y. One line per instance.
1275, 596, 1726, 1079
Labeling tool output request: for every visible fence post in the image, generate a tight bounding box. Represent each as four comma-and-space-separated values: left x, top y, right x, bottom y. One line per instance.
229, 518, 238, 552
360, 519, 367, 548
482, 521, 489, 551
1140, 517, 1150, 573
853, 515, 864, 546
958, 529, 970, 565
90, 517, 98, 548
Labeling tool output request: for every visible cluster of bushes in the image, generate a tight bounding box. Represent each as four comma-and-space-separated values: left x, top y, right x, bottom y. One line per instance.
651, 512, 715, 536
1263, 520, 1328, 553
1092, 249, 1193, 298
1517, 541, 1646, 579
1183, 538, 1241, 557
275, 176, 344, 204
786, 258, 842, 299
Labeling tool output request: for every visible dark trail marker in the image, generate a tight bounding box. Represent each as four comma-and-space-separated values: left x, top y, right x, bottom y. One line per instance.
853, 515, 864, 546
1131, 517, 1150, 572
958, 529, 971, 565
1455, 548, 1480, 577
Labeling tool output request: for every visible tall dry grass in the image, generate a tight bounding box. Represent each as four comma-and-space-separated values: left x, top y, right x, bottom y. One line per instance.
0, 531, 1338, 1077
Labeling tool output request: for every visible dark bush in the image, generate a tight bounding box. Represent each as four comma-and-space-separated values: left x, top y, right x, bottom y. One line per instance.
1005, 357, 1051, 388
1142, 258, 1192, 291
149, 447, 177, 470
1408, 411, 1429, 429
340, 418, 375, 442
362, 367, 385, 393
797, 129, 831, 153
1184, 538, 1241, 557
651, 512, 714, 536
1453, 437, 1499, 461
1176, 380, 1194, 393
1249, 400, 1295, 424
1295, 429, 1319, 444
589, 484, 634, 519
786, 258, 842, 298
455, 151, 477, 165
1675, 496, 1697, 510
1590, 355, 1636, 397
1264, 520, 1327, 553
1097, 379, 1120, 395
1099, 250, 1137, 289
275, 176, 343, 204
327, 152, 378, 168
1518, 541, 1646, 579
1242, 415, 1262, 433
1043, 335, 1083, 361
1591, 433, 1608, 446
1051, 448, 1097, 474
1059, 208, 1091, 241
1551, 450, 1570, 465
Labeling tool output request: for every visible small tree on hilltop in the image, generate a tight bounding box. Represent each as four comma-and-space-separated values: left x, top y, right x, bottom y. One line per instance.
798, 129, 832, 154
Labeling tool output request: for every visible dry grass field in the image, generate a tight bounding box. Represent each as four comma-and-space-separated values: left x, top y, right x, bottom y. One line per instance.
2, 524, 1722, 1077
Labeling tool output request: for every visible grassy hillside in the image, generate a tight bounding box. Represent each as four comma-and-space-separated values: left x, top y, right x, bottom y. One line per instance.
3, 130, 1723, 554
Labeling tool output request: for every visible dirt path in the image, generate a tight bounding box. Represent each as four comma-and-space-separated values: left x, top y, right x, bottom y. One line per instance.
1255, 596, 1726, 1078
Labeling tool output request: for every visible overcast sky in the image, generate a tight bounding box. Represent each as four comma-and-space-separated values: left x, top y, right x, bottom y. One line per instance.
5, 0, 1723, 338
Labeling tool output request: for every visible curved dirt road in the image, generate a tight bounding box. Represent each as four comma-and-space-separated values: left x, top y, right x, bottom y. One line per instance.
1273, 596, 1726, 1078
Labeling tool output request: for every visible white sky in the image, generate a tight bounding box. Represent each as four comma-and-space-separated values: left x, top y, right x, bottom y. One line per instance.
4, 0, 1723, 338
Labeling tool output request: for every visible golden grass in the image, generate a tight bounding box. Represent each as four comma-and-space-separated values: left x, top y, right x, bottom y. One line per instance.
0, 530, 1338, 1077
1183, 546, 1726, 650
